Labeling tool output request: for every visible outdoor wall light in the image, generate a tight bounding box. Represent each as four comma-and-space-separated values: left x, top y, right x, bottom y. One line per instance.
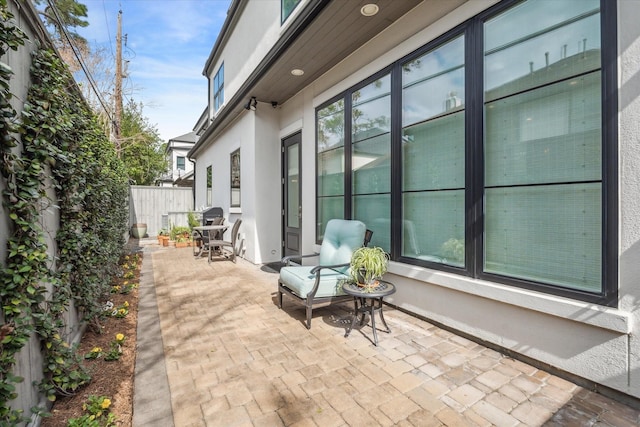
245, 96, 257, 111
360, 4, 379, 17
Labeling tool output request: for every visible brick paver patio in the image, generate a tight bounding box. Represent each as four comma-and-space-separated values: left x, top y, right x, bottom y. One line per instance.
133, 242, 640, 426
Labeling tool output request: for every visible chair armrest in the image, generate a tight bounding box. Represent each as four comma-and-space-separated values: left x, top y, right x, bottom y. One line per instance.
310, 262, 350, 275
307, 262, 351, 298
281, 253, 319, 266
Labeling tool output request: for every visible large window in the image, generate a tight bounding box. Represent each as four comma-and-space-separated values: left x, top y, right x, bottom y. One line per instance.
315, 0, 616, 304
402, 36, 466, 267
316, 98, 345, 240
353, 74, 391, 251
213, 63, 224, 112
483, 0, 603, 292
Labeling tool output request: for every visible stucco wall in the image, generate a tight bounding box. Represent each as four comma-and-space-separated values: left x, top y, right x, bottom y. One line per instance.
194, 103, 283, 264
253, 103, 282, 264
617, 0, 640, 396
194, 111, 249, 262
169, 147, 194, 181
207, 0, 310, 117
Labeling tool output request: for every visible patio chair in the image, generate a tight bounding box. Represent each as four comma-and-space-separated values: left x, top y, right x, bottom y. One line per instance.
193, 216, 225, 257
209, 218, 242, 263
277, 219, 368, 329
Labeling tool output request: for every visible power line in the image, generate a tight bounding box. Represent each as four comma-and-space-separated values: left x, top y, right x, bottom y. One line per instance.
102, 0, 114, 58
45, 0, 114, 124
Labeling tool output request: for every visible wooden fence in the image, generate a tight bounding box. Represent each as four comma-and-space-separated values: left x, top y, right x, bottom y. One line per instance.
128, 186, 195, 237
2, 2, 69, 423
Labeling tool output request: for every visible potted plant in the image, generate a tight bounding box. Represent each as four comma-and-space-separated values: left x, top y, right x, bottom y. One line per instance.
187, 211, 200, 230
175, 235, 189, 248
170, 226, 191, 248
349, 246, 389, 287
158, 229, 169, 246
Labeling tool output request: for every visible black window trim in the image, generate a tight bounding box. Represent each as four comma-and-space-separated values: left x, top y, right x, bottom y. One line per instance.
281, 0, 301, 24
230, 148, 240, 208
213, 62, 224, 112
313, 0, 617, 306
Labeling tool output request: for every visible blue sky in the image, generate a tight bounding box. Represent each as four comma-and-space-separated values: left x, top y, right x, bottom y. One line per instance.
77, 0, 231, 142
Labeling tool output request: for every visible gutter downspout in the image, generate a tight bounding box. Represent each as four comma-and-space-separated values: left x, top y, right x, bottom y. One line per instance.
189, 157, 197, 208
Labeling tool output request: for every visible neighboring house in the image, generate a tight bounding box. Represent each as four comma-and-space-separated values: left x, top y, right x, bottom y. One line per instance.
188, 0, 640, 401
158, 131, 197, 187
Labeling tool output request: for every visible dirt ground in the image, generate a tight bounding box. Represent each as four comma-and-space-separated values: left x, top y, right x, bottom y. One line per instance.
41, 252, 141, 426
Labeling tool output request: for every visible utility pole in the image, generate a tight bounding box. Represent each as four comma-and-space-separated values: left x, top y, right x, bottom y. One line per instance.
114, 9, 123, 156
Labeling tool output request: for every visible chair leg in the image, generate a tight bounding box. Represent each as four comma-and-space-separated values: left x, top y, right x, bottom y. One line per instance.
305, 304, 312, 329
277, 287, 283, 308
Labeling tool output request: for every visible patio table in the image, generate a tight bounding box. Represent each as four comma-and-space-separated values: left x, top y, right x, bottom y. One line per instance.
343, 280, 396, 346
192, 224, 229, 260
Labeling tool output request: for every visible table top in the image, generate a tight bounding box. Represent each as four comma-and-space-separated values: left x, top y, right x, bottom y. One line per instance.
193, 224, 228, 231
342, 280, 396, 298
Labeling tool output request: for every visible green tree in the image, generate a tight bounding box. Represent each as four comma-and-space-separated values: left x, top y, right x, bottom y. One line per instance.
120, 99, 168, 185
32, 0, 89, 45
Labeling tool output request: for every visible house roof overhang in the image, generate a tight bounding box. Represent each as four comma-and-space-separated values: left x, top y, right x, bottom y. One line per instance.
190, 0, 426, 158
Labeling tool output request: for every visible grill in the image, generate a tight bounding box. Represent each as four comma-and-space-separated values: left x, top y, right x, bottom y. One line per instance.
202, 207, 223, 225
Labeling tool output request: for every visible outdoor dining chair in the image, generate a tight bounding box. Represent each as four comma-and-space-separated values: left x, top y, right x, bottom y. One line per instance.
193, 216, 225, 257
209, 218, 242, 263
277, 219, 368, 329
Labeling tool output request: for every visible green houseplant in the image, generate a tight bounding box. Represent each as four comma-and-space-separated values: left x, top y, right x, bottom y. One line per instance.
349, 246, 389, 286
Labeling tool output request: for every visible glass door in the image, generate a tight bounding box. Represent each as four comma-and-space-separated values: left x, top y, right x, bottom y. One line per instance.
283, 132, 301, 258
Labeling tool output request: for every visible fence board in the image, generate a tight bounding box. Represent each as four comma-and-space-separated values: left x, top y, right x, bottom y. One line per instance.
129, 186, 194, 237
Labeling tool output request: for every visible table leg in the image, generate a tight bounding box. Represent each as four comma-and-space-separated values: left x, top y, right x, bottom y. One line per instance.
345, 297, 359, 338
378, 297, 391, 333
369, 299, 379, 345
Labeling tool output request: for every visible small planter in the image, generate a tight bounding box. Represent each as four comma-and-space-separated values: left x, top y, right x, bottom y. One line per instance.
175, 241, 188, 248
350, 246, 389, 286
130, 223, 147, 239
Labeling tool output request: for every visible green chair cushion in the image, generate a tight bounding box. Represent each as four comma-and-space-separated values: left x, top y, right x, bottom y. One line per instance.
279, 266, 349, 299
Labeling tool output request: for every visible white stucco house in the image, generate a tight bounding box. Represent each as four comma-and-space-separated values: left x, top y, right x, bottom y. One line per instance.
188, 0, 640, 403
158, 131, 197, 187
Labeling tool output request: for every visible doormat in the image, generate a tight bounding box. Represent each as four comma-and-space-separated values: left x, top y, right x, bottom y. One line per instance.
262, 262, 285, 273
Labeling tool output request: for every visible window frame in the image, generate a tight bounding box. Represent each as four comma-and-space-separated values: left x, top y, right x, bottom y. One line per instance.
176, 156, 185, 171
206, 165, 212, 207
313, 0, 617, 306
281, 0, 301, 24
230, 149, 241, 208
213, 63, 224, 112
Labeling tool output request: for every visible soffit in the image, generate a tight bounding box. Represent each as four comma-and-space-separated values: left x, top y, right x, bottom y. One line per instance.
250, 0, 423, 105
191, 0, 463, 157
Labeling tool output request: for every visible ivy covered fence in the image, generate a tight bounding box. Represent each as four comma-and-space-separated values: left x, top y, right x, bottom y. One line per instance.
1, 1, 129, 424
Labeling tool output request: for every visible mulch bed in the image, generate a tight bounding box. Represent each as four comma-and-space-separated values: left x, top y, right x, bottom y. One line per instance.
41, 252, 141, 426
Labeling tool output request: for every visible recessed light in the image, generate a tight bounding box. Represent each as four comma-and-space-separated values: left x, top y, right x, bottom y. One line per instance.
361, 4, 379, 17
291, 69, 304, 76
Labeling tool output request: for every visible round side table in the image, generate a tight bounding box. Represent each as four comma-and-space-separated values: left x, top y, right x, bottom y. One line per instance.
342, 280, 396, 346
